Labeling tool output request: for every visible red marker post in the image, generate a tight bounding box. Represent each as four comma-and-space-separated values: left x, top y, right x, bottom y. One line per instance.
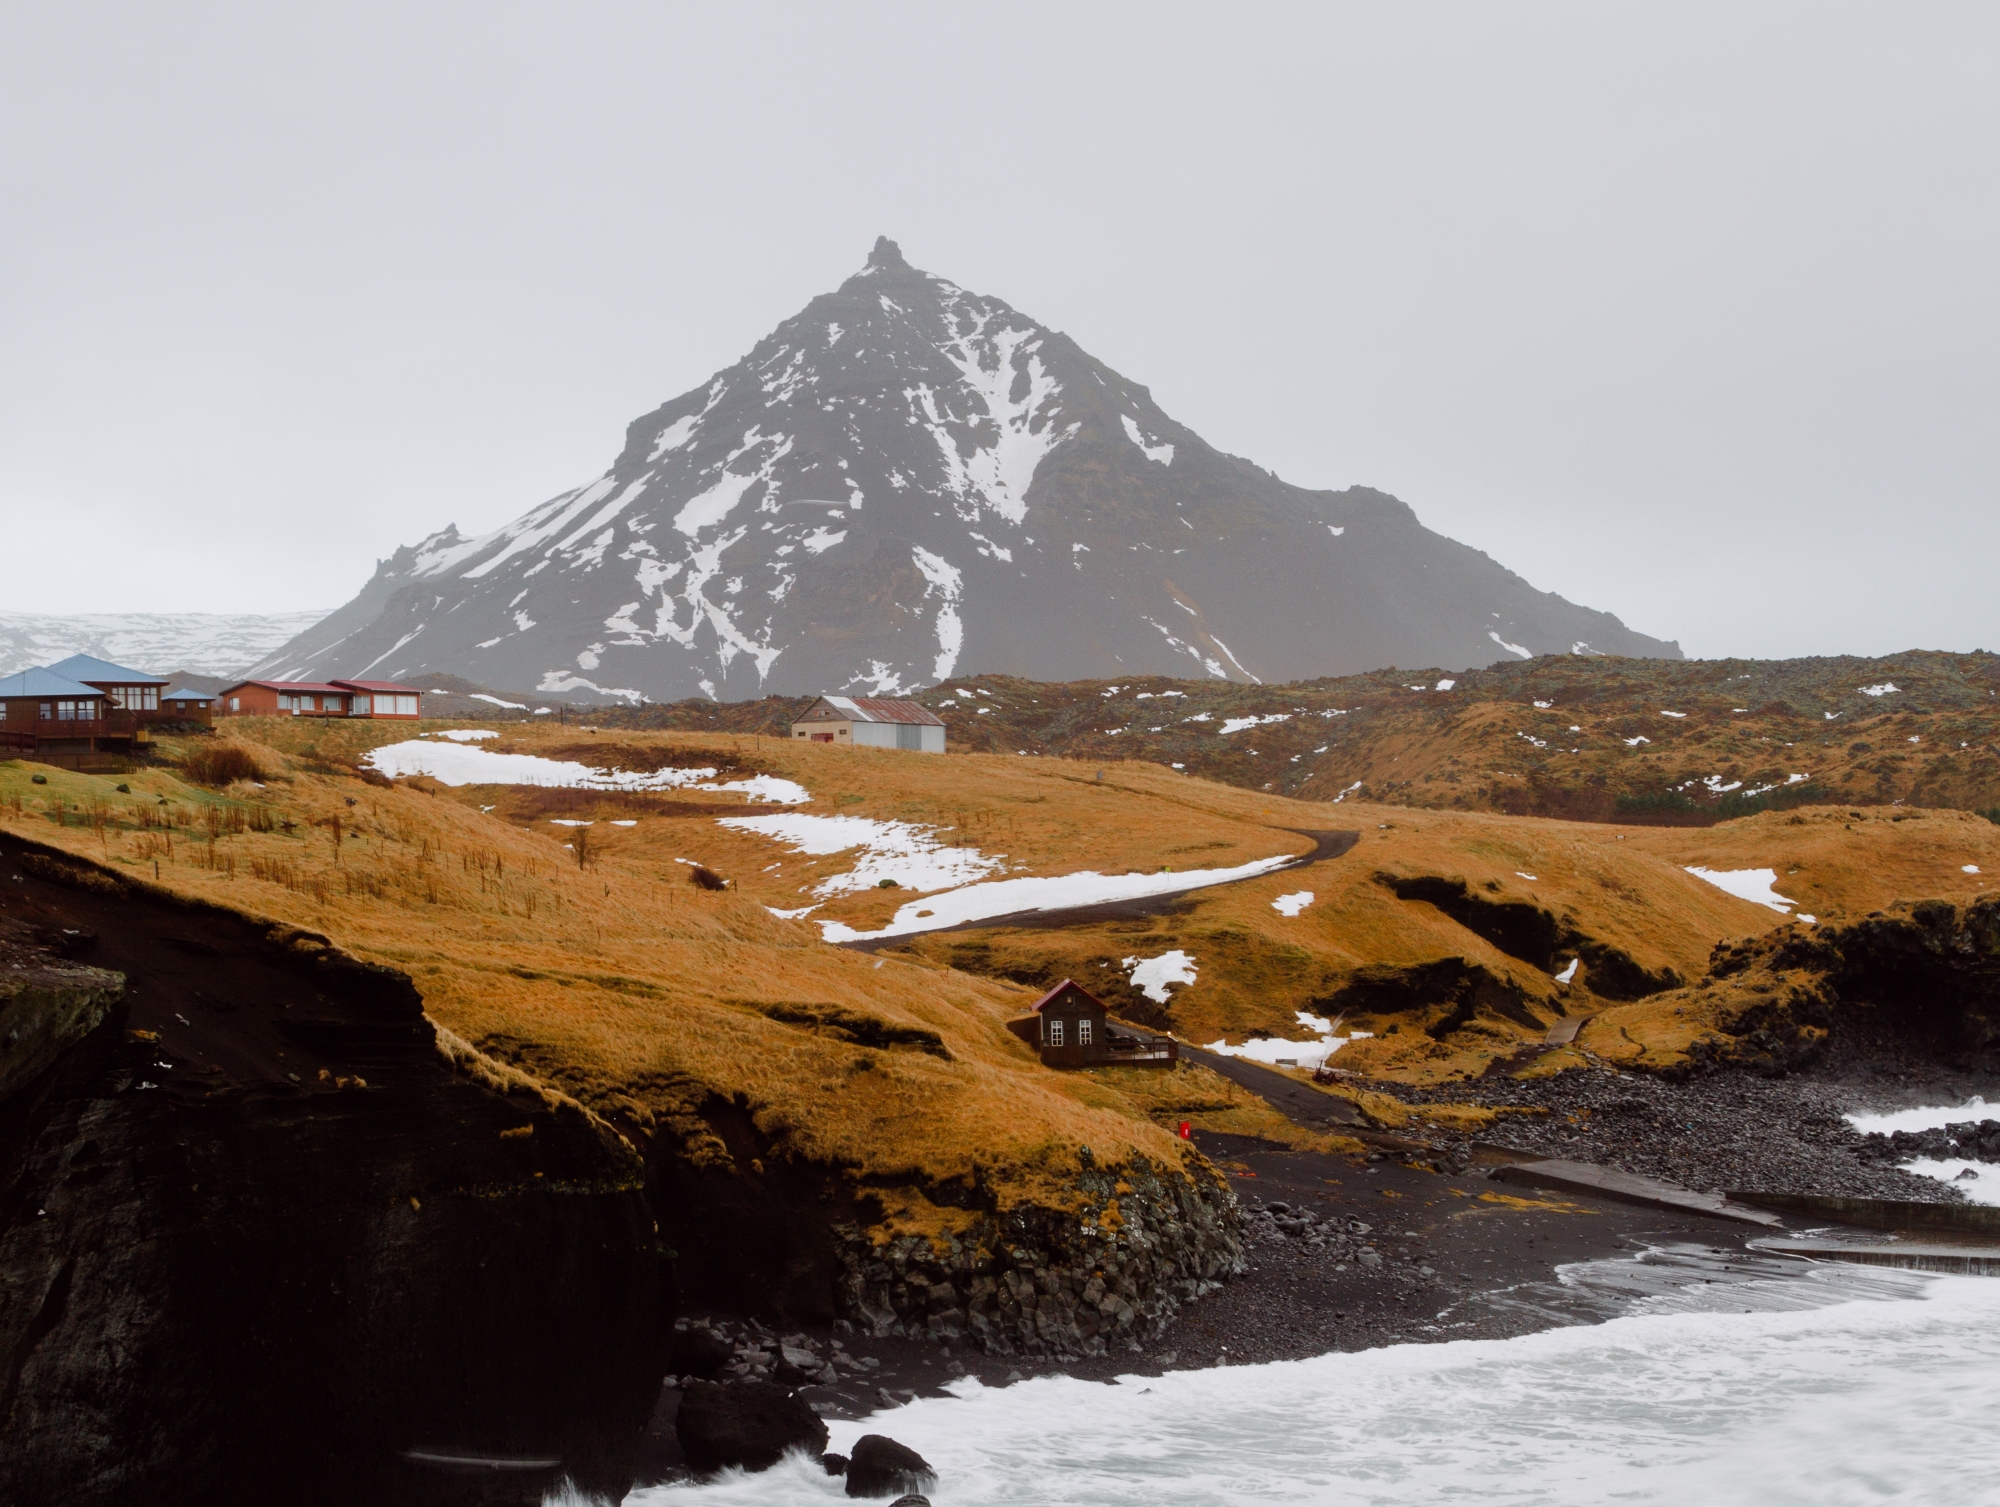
1178, 1120, 1192, 1139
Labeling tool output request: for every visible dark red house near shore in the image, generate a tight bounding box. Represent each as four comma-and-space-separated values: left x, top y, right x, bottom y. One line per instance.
1006, 979, 1179, 1070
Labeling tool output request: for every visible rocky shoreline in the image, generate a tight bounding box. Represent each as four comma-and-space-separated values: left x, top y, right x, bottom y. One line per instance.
635, 1044, 2000, 1487
830, 1153, 1243, 1358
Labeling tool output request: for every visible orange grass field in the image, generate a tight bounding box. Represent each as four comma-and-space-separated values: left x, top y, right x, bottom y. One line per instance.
5, 719, 1994, 1227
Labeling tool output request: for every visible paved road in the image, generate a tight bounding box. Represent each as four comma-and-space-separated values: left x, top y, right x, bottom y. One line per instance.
1185, 1046, 1367, 1128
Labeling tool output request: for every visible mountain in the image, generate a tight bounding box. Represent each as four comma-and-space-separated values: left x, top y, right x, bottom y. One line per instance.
250, 238, 1680, 701
0, 610, 334, 679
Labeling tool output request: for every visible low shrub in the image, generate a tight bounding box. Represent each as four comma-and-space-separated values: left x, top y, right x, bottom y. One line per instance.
180, 742, 266, 787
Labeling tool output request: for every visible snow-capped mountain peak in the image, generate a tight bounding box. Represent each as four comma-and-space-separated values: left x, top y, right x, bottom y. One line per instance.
251, 239, 1678, 700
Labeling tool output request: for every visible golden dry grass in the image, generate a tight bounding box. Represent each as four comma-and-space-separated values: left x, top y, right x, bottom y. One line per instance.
7, 714, 1987, 1218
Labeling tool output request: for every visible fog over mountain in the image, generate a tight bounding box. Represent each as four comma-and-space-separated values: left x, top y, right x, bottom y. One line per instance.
0, 610, 332, 679
251, 239, 1679, 702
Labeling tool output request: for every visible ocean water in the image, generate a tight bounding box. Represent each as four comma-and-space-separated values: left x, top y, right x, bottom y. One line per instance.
1845, 1096, 2000, 1201
612, 1262, 2000, 1507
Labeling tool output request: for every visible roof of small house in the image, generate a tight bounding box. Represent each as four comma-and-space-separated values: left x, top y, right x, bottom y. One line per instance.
161, 688, 213, 702
0, 667, 104, 699
329, 679, 420, 694
216, 679, 353, 697
44, 652, 168, 686
810, 694, 945, 727
1028, 979, 1108, 1015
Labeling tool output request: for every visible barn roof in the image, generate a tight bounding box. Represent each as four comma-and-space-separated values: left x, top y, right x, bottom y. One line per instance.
815, 694, 945, 727
1028, 979, 1108, 1014
44, 652, 168, 686
0, 667, 104, 699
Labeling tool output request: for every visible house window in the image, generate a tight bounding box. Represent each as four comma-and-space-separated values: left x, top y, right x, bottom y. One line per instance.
55, 700, 94, 721
1048, 1018, 1065, 1047
229, 697, 240, 711
39, 702, 52, 720
109, 686, 159, 710
1078, 1019, 1093, 1047
394, 695, 418, 716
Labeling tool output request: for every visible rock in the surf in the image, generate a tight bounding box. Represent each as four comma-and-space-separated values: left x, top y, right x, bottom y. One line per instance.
846, 1433, 937, 1498
675, 1380, 829, 1474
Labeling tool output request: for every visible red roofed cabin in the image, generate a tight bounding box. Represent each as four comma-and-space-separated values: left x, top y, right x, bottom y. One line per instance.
791, 695, 945, 752
1006, 980, 1179, 1070
216, 680, 423, 719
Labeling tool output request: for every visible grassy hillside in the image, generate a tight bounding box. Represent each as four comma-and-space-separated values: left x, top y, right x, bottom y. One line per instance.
572, 650, 2000, 823
11, 714, 1992, 1127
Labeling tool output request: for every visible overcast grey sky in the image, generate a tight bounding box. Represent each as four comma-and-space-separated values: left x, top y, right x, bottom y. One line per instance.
3, 3, 1994, 660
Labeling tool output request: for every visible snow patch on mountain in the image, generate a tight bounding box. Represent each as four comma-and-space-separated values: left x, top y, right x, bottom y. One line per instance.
1120, 414, 1174, 465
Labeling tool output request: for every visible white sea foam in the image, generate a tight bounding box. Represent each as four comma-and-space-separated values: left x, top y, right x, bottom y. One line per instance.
1896, 1159, 2000, 1204
817, 853, 1297, 943
625, 1274, 2000, 1507
1846, 1096, 1991, 1135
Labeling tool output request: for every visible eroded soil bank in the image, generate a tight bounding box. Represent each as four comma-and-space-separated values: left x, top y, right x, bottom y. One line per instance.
0, 834, 671, 1506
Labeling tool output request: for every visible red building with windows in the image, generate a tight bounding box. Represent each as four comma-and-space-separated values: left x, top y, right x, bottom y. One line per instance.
1005, 980, 1179, 1069
215, 679, 423, 719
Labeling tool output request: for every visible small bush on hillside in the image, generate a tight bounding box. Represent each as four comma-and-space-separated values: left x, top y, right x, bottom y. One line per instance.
180, 743, 266, 787
1981, 807, 2000, 826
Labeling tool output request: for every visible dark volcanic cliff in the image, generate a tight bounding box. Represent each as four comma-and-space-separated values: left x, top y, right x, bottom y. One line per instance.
0, 833, 670, 1506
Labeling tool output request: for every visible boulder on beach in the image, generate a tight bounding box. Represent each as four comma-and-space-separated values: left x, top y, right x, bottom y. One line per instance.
675, 1380, 829, 1475
670, 1327, 734, 1380
846, 1434, 937, 1498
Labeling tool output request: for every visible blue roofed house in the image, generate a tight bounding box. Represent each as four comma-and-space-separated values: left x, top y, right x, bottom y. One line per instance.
0, 654, 171, 768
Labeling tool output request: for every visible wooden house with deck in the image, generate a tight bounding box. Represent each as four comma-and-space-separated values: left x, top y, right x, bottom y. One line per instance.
0, 666, 134, 768
1006, 979, 1179, 1070
44, 653, 169, 719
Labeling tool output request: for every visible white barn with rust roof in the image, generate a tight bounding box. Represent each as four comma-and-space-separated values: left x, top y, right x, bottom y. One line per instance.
790, 695, 945, 753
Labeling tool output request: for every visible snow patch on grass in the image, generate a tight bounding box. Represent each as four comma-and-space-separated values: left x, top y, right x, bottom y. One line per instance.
719, 813, 1002, 898
361, 740, 806, 803
1123, 949, 1197, 1003
818, 852, 1299, 943
1683, 866, 1800, 915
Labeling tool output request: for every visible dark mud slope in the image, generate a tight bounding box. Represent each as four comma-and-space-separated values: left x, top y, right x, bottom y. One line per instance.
0, 833, 670, 1507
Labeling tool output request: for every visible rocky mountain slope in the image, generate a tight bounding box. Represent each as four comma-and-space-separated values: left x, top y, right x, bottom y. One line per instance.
0, 610, 332, 678
250, 238, 1678, 701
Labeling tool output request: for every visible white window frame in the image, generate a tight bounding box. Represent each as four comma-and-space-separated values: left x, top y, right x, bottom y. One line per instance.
1047, 1018, 1065, 1048
1078, 1018, 1093, 1047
